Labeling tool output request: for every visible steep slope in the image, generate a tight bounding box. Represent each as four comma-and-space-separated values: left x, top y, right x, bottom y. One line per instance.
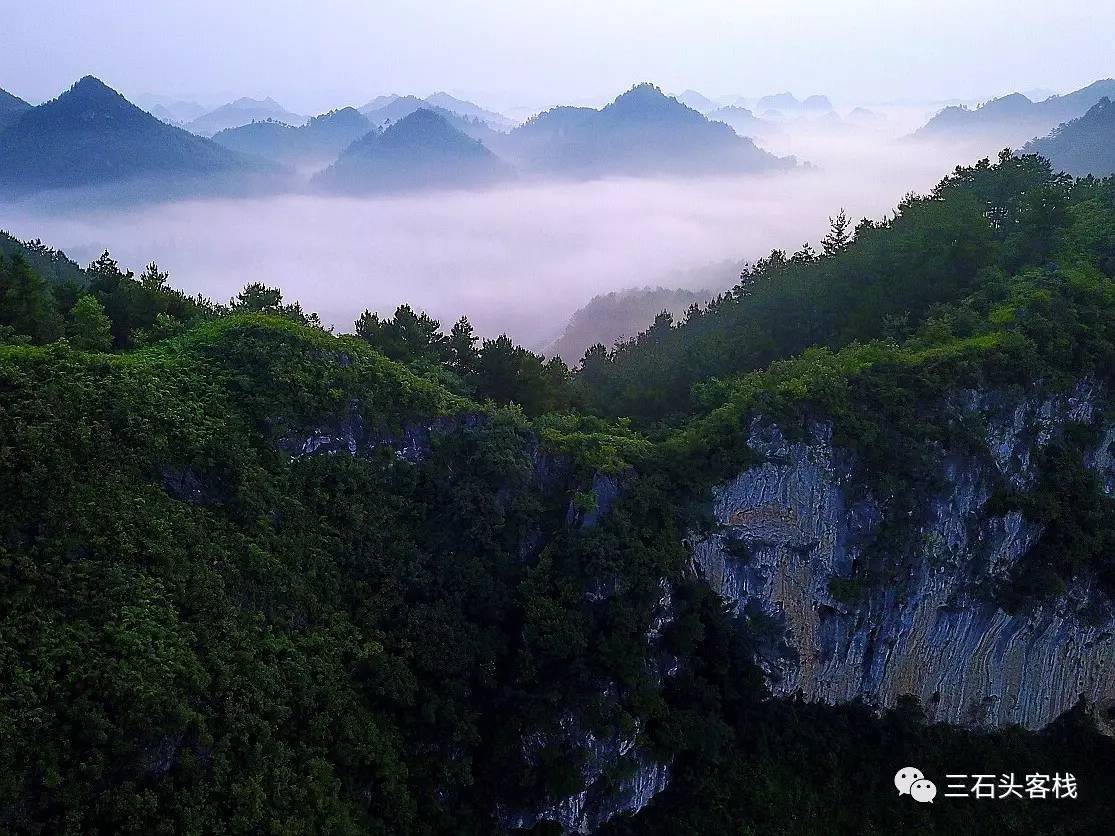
188, 96, 304, 136
911, 79, 1115, 147
0, 77, 282, 196
502, 83, 793, 177
212, 107, 372, 168
0, 86, 31, 131
1024, 97, 1115, 177
313, 107, 507, 194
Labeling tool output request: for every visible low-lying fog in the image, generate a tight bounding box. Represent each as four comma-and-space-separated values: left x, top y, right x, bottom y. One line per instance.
1, 128, 974, 350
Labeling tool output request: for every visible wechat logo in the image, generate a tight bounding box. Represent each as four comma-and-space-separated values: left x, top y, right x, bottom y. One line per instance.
895, 767, 937, 803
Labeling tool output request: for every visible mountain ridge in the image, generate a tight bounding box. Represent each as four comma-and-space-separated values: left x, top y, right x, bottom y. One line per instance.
1023, 97, 1115, 177
313, 107, 507, 193
212, 106, 373, 168
0, 76, 284, 196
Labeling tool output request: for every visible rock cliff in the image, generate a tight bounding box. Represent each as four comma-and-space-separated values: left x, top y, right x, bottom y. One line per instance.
692, 381, 1115, 730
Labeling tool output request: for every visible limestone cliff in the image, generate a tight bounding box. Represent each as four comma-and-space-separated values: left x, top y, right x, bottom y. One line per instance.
692, 380, 1115, 730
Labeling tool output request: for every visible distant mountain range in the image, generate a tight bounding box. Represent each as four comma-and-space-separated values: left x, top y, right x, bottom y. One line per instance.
910, 79, 1115, 148
212, 107, 372, 169
135, 95, 208, 125
0, 87, 32, 131
675, 90, 718, 113
497, 84, 792, 177
1023, 97, 1115, 177
424, 92, 516, 130
754, 92, 834, 119
1, 79, 796, 199
188, 97, 305, 136
313, 108, 508, 194
0, 77, 283, 197
705, 106, 785, 141
360, 95, 505, 144
360, 93, 514, 131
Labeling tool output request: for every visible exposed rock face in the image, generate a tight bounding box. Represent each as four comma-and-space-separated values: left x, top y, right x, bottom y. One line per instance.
277, 405, 486, 463
692, 381, 1115, 731
501, 718, 671, 835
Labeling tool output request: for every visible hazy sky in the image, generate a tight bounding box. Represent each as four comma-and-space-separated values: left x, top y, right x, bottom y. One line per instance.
2, 0, 1112, 113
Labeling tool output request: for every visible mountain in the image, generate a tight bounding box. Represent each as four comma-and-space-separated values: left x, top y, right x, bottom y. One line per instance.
212, 107, 372, 169
847, 106, 886, 126
360, 93, 400, 112
360, 95, 502, 142
0, 76, 281, 196
0, 86, 31, 131
500, 83, 793, 177
910, 79, 1115, 147
753, 92, 834, 119
424, 91, 515, 130
360, 94, 431, 123
705, 105, 785, 141
313, 107, 508, 194
134, 95, 207, 125
188, 96, 305, 136
756, 92, 801, 113
675, 89, 718, 113
147, 104, 186, 125
362, 92, 513, 131
1023, 97, 1115, 177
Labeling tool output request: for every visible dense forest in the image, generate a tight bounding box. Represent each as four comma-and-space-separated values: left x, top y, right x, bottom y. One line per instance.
3, 150, 1115, 834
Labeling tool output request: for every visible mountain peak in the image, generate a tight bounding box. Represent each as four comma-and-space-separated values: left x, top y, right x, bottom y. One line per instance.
613, 83, 669, 106
55, 76, 136, 116
381, 107, 461, 140
67, 76, 123, 100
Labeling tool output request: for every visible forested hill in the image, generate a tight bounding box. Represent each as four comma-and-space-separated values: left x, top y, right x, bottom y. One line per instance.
1024, 97, 1115, 178
314, 108, 509, 194
573, 151, 1110, 422
3, 153, 1115, 834
211, 107, 373, 167
909, 79, 1115, 147
499, 83, 792, 176
0, 231, 85, 287
0, 86, 31, 130
0, 76, 282, 195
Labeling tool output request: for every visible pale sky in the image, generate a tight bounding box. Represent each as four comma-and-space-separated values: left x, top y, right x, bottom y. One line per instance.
2, 0, 1112, 114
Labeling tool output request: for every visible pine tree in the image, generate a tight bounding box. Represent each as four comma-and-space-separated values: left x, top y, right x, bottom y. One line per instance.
448, 316, 479, 375
821, 208, 851, 256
